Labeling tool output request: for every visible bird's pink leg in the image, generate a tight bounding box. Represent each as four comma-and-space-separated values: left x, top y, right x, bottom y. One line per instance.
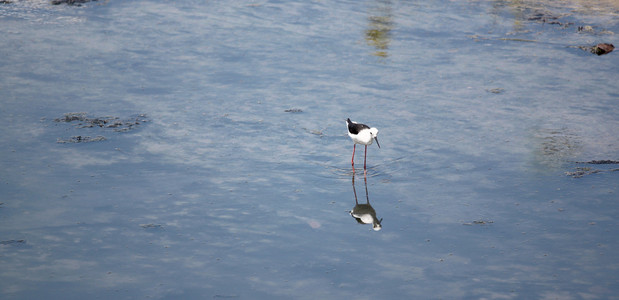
364, 145, 368, 170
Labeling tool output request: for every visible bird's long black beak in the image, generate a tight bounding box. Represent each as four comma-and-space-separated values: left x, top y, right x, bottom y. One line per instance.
375, 137, 381, 148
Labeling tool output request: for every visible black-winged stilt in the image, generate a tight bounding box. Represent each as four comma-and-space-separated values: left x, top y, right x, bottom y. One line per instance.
346, 118, 380, 172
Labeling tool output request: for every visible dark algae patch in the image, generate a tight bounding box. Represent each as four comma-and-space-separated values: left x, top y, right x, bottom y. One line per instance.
1, 239, 26, 246
51, 0, 98, 6
54, 112, 148, 143
463, 220, 494, 226
566, 160, 619, 178
57, 135, 107, 144
579, 160, 619, 165
54, 112, 148, 132
140, 224, 164, 229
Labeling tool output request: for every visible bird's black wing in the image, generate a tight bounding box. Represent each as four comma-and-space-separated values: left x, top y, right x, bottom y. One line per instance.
347, 118, 370, 135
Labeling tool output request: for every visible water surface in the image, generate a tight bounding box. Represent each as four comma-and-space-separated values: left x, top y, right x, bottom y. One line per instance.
1, 0, 618, 299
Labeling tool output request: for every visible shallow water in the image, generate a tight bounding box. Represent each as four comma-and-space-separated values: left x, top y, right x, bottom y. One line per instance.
1, 0, 618, 299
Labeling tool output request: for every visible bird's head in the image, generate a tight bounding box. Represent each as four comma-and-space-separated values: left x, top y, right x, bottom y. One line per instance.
369, 128, 380, 148
369, 127, 378, 137
373, 218, 383, 231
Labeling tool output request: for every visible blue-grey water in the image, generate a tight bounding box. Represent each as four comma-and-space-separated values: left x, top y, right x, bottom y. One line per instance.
1, 0, 618, 299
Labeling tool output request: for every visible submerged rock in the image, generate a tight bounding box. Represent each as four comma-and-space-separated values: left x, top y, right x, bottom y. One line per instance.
574, 43, 615, 55
592, 43, 614, 55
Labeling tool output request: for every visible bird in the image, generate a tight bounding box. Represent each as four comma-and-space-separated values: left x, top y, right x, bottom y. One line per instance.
346, 118, 380, 172
350, 175, 382, 231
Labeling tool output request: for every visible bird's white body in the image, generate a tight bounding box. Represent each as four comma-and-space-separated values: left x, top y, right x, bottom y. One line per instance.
348, 127, 378, 146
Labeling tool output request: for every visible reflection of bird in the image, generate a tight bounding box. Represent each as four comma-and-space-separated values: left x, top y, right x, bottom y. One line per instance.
346, 118, 380, 172
350, 175, 382, 231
